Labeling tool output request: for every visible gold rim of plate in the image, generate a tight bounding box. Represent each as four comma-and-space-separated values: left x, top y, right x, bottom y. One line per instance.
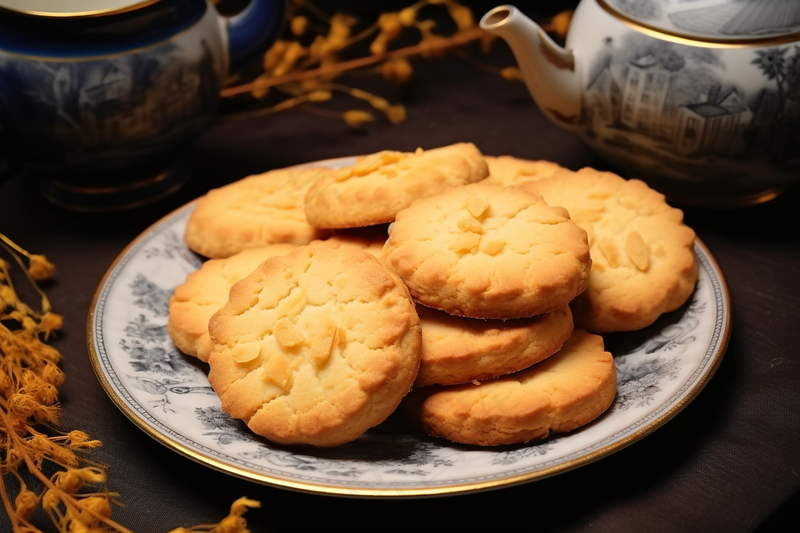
86, 158, 732, 497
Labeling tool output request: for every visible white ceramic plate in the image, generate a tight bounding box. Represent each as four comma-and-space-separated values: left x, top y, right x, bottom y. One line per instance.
88, 159, 731, 497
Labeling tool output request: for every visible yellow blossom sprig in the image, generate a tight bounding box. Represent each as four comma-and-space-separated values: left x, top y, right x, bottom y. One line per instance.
217, 1, 575, 128
218, 0, 484, 127
1, 234, 260, 532
167, 497, 261, 533
221, 26, 484, 98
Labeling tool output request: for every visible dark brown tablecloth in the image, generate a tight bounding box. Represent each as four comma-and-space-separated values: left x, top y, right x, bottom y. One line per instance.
1, 5, 798, 531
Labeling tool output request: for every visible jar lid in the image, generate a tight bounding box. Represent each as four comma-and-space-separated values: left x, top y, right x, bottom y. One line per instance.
598, 0, 800, 45
0, 0, 158, 18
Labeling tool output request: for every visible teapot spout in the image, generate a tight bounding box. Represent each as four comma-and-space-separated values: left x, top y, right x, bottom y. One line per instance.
480, 5, 581, 129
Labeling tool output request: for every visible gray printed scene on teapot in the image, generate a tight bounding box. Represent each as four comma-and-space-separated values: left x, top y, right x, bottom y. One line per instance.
581, 26, 800, 190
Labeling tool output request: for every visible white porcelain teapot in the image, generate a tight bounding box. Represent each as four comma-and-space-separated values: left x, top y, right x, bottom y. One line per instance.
481, 1, 800, 207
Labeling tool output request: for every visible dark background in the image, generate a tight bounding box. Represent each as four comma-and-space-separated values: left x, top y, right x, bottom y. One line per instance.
1, 1, 798, 531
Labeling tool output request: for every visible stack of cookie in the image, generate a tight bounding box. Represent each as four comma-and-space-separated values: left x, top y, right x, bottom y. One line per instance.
167, 143, 697, 448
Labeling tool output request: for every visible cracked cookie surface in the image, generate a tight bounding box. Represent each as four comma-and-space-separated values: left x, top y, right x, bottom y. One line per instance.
206, 242, 421, 447
167, 244, 298, 362
521, 168, 698, 332
304, 142, 488, 229
406, 329, 616, 446
382, 182, 591, 319
185, 166, 332, 259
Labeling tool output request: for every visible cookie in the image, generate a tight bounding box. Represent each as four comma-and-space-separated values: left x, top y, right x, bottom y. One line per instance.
406, 329, 616, 446
167, 244, 298, 362
381, 182, 592, 319
185, 166, 332, 258
483, 155, 563, 187
207, 242, 421, 448
520, 168, 698, 332
415, 305, 573, 387
318, 228, 388, 259
304, 142, 489, 229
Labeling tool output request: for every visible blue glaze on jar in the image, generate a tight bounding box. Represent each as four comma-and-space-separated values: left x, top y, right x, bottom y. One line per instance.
0, 0, 284, 210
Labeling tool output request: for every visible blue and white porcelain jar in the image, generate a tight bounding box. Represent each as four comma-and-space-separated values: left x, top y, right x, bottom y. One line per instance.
0, 0, 284, 210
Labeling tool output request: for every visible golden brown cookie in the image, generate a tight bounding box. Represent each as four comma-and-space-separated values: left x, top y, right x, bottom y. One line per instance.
207, 242, 421, 448
520, 168, 698, 332
167, 244, 298, 362
415, 305, 574, 387
483, 155, 563, 187
185, 166, 331, 259
304, 142, 489, 229
406, 329, 616, 446
317, 228, 388, 259
382, 182, 591, 319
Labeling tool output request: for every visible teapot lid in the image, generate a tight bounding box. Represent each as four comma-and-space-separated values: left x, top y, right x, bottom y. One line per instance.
599, 0, 800, 44
0, 0, 158, 17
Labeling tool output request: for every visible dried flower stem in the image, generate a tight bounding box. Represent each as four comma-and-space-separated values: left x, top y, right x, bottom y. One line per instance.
216, 89, 333, 122
220, 26, 484, 98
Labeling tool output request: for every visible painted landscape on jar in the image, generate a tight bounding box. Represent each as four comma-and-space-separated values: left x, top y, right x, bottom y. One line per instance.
582, 31, 800, 183
0, 40, 219, 165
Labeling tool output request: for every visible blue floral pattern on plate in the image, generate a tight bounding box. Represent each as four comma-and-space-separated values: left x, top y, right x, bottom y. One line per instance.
88, 159, 730, 496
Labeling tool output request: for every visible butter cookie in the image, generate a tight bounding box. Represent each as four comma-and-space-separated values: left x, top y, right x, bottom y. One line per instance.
304, 142, 488, 229
167, 244, 297, 362
483, 155, 563, 187
521, 168, 698, 332
207, 242, 421, 447
407, 329, 616, 446
382, 182, 591, 319
415, 305, 573, 387
185, 166, 331, 258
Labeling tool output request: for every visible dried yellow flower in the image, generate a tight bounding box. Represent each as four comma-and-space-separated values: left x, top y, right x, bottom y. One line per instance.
371, 12, 404, 54
377, 12, 403, 40
65, 430, 102, 450
28, 254, 55, 281
42, 361, 66, 387
14, 485, 38, 521
369, 34, 390, 55
75, 494, 113, 521
41, 488, 61, 511
8, 392, 59, 424
213, 497, 261, 533
290, 15, 308, 36
546, 10, 574, 39
343, 110, 375, 128
500, 66, 523, 81
381, 58, 413, 85
447, 3, 475, 31
1, 274, 17, 297
251, 74, 271, 99
385, 104, 408, 124
39, 311, 63, 340
263, 39, 287, 71
273, 40, 308, 76
398, 6, 418, 26
308, 90, 333, 102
